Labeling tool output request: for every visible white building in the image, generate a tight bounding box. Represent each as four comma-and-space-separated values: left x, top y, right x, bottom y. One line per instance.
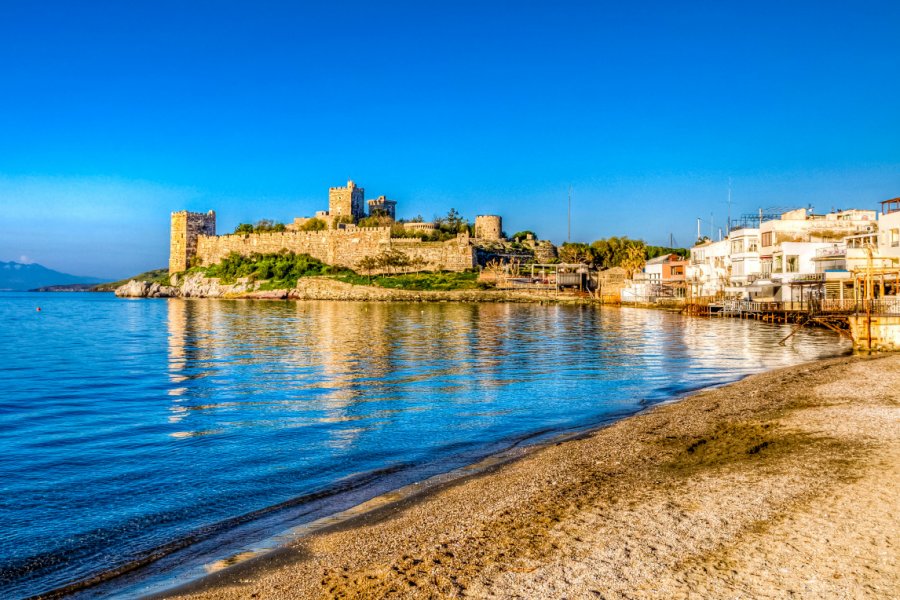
877, 198, 900, 265
727, 227, 761, 285
688, 239, 730, 298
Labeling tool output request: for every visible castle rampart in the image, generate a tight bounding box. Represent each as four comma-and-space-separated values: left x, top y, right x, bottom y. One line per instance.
169, 180, 486, 276
191, 226, 475, 274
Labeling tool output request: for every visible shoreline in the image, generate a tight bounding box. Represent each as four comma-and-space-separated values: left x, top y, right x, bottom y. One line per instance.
114, 275, 596, 304
156, 353, 898, 599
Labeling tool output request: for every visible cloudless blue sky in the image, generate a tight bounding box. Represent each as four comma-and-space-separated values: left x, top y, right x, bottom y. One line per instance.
1, 0, 899, 278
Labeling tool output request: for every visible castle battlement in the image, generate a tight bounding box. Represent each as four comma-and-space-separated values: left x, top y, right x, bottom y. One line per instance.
168, 181, 483, 276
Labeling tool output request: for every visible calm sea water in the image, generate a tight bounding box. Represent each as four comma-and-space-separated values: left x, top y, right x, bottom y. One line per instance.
0, 292, 850, 598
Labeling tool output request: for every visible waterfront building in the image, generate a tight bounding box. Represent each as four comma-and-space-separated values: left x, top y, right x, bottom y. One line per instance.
641, 254, 688, 299
877, 198, 900, 265
687, 238, 730, 298
687, 205, 882, 304
759, 208, 876, 277
727, 226, 761, 286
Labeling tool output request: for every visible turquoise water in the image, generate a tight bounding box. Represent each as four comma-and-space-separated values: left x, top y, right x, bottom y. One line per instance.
0, 292, 850, 598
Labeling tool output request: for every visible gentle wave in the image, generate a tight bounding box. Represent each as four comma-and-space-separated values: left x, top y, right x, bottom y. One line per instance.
0, 292, 849, 598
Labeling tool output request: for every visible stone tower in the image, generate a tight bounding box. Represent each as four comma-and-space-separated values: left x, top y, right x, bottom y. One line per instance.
474, 215, 503, 241
169, 210, 216, 274
367, 195, 397, 219
328, 179, 366, 221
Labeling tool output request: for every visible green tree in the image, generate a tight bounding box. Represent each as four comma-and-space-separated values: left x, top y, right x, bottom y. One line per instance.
332, 215, 353, 228
435, 208, 468, 234
299, 218, 327, 231
511, 230, 537, 242
620, 243, 647, 278
358, 214, 394, 228
558, 242, 595, 265
357, 255, 379, 282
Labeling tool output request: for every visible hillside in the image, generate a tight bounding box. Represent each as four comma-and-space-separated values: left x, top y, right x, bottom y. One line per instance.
0, 262, 106, 291
92, 268, 170, 292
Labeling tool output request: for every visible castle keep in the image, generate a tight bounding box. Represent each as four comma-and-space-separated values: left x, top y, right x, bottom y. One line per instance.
169, 181, 503, 276
169, 210, 216, 273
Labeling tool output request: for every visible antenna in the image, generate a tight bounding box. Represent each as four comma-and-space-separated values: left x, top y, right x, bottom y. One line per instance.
727, 178, 732, 232
567, 185, 572, 243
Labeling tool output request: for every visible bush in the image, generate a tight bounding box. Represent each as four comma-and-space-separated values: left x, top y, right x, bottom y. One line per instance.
196, 251, 346, 286
233, 219, 287, 234
299, 218, 327, 231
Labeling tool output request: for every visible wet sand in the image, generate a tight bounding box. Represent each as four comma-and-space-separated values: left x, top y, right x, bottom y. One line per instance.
164, 354, 899, 599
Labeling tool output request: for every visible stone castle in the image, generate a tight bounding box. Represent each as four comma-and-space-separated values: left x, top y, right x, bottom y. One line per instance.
169, 180, 504, 276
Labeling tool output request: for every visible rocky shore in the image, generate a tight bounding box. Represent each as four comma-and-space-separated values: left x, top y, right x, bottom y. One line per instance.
161, 354, 898, 599
115, 274, 591, 303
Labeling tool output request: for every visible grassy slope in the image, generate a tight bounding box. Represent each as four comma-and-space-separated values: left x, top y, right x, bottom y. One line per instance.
93, 268, 170, 291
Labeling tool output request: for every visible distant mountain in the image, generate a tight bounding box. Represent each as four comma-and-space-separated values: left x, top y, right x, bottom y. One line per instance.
0, 262, 107, 291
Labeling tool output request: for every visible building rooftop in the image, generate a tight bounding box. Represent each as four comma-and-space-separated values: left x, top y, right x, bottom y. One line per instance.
881, 197, 900, 215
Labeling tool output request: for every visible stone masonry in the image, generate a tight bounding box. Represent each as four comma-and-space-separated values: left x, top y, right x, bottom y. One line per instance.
474, 215, 503, 241
169, 210, 216, 273
328, 180, 366, 221
183, 226, 475, 275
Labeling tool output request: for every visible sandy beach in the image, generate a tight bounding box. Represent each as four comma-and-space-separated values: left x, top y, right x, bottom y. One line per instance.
163, 353, 899, 599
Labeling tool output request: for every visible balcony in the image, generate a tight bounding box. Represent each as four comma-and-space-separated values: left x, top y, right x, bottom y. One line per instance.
814, 246, 847, 259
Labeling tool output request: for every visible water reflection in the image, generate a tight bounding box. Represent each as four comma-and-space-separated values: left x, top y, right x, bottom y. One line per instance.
165, 301, 847, 445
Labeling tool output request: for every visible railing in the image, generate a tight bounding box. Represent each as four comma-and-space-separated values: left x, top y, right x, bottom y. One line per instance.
860, 298, 900, 315
815, 246, 847, 259
816, 298, 858, 312
719, 297, 900, 316
791, 273, 825, 282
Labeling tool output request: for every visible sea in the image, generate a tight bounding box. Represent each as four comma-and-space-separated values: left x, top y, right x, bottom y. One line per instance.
0, 292, 851, 598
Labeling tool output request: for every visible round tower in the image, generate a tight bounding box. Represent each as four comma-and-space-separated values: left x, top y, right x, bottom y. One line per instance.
474, 215, 502, 241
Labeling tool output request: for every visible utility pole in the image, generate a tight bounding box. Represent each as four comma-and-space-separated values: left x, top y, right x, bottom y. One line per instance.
567, 185, 572, 243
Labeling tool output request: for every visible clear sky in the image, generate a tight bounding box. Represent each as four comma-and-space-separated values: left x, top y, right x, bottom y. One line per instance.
1, 1, 898, 279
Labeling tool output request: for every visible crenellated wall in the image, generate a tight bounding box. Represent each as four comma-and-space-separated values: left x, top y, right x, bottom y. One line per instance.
192, 226, 475, 273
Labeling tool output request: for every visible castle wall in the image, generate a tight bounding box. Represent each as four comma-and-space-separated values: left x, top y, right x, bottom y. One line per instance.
193, 227, 475, 273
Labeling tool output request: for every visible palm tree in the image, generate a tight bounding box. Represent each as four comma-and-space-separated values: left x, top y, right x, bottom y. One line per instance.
621, 244, 646, 279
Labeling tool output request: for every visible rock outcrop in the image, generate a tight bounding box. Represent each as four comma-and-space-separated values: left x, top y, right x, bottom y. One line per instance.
114, 280, 180, 298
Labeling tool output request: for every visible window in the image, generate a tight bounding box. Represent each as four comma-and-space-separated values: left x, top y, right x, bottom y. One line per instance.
786, 255, 799, 273
892, 229, 899, 248
731, 240, 743, 253
761, 232, 773, 247
748, 238, 759, 252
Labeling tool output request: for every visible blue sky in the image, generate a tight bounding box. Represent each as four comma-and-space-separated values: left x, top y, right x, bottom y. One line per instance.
1, 1, 898, 278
